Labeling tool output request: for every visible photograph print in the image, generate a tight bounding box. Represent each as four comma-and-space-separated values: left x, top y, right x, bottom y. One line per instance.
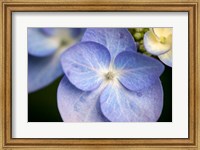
28, 28, 172, 122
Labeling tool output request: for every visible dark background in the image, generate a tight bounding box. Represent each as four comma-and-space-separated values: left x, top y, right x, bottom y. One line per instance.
28, 64, 172, 122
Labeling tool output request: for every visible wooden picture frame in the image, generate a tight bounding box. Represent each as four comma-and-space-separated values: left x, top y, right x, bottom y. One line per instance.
0, 0, 199, 149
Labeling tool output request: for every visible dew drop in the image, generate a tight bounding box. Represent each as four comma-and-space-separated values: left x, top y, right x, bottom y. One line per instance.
80, 95, 86, 102
130, 102, 136, 110
66, 71, 70, 76
136, 92, 142, 97
73, 64, 79, 68
74, 103, 81, 112
119, 32, 124, 38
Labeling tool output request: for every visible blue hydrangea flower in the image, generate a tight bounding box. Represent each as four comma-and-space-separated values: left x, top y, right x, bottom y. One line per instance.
57, 28, 164, 122
28, 28, 85, 93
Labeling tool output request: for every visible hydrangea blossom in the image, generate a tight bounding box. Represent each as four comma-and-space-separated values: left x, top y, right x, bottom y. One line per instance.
144, 28, 172, 67
57, 28, 164, 122
28, 28, 84, 93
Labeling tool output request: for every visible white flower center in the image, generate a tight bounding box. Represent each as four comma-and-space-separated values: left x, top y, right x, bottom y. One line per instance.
99, 65, 120, 86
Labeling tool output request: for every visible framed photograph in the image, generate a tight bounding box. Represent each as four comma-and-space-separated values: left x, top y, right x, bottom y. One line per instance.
0, 0, 199, 149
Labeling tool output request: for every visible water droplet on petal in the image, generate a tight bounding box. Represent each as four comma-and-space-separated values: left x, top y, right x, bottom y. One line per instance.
66, 71, 70, 76
119, 32, 124, 38
74, 103, 81, 112
136, 92, 142, 97
80, 95, 86, 102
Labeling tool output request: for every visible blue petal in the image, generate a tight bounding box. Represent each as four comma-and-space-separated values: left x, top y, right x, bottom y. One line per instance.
40, 28, 57, 36
57, 76, 109, 122
28, 28, 60, 57
100, 80, 163, 122
69, 28, 86, 38
81, 28, 137, 59
114, 51, 164, 91
28, 54, 63, 93
61, 41, 111, 91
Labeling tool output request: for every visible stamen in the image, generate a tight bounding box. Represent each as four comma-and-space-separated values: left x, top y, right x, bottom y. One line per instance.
160, 37, 166, 44
105, 71, 115, 81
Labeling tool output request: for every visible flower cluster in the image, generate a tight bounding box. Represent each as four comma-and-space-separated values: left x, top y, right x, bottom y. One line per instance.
57, 28, 164, 122
28, 28, 84, 93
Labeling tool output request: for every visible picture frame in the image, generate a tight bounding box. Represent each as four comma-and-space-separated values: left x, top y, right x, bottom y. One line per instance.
0, 0, 199, 149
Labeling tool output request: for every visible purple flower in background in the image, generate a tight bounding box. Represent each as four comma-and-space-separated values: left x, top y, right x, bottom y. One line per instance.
28, 28, 85, 93
57, 28, 164, 122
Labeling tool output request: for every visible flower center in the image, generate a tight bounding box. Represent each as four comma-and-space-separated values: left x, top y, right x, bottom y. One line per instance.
105, 71, 115, 81
60, 38, 69, 46
159, 36, 167, 44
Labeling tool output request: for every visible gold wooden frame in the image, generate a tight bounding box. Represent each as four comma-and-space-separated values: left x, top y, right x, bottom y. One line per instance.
0, 0, 199, 149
